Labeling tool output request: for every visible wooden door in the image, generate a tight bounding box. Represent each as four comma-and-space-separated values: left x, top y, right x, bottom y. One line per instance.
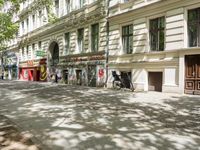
185, 55, 200, 95
148, 72, 163, 92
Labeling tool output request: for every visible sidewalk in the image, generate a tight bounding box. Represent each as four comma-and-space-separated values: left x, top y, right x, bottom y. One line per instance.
0, 115, 40, 150
0, 80, 200, 150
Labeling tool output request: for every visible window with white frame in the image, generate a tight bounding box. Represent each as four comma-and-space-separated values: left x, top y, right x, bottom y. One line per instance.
149, 16, 165, 51
65, 0, 70, 14
32, 14, 36, 30
122, 25, 133, 54
22, 47, 24, 60
26, 18, 29, 33
188, 7, 200, 47
21, 21, 25, 34
32, 43, 35, 58
79, 0, 85, 8
38, 41, 42, 50
64, 32, 70, 55
91, 23, 99, 52
77, 28, 84, 53
38, 10, 42, 27
55, 0, 59, 16
123, 0, 130, 3
26, 45, 29, 59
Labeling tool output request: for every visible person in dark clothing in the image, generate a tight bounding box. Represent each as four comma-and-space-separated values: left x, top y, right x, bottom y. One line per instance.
1, 72, 4, 80
55, 73, 58, 83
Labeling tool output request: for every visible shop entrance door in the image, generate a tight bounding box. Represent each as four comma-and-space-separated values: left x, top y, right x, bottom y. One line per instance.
148, 72, 163, 92
88, 65, 96, 87
185, 55, 200, 95
36, 70, 40, 81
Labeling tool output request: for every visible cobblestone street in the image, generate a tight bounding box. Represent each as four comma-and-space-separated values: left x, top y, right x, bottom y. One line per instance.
0, 80, 200, 150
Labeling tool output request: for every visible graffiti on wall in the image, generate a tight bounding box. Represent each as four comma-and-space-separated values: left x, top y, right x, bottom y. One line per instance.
40, 65, 47, 81
20, 69, 33, 81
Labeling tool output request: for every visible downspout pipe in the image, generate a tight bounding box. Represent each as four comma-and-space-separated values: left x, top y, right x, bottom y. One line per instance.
104, 0, 110, 88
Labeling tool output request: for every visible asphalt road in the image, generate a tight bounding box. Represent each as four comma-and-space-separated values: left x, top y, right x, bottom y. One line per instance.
0, 80, 200, 150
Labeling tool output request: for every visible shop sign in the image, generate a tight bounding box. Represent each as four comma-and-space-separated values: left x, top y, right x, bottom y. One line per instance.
89, 55, 105, 61
27, 60, 34, 66
36, 50, 46, 57
61, 55, 105, 63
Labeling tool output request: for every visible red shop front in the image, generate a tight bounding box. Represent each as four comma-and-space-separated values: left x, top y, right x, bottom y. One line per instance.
19, 59, 47, 82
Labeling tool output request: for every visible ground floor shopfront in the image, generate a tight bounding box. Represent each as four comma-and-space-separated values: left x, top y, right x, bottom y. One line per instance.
4, 65, 18, 80
108, 49, 200, 95
59, 52, 105, 87
19, 59, 47, 82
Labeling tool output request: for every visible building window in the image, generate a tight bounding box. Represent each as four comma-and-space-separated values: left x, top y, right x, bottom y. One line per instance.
32, 43, 35, 58
38, 10, 42, 26
188, 8, 200, 47
79, 0, 85, 8
65, 0, 70, 14
55, 0, 59, 16
26, 45, 29, 59
150, 16, 165, 51
64, 32, 70, 55
22, 21, 25, 33
91, 23, 99, 52
78, 28, 84, 52
26, 18, 29, 32
22, 47, 24, 59
123, 0, 130, 3
32, 14, 36, 29
122, 25, 133, 54
38, 41, 42, 50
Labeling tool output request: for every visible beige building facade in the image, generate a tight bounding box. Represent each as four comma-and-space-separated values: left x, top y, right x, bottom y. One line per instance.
107, 0, 200, 94
17, 0, 107, 87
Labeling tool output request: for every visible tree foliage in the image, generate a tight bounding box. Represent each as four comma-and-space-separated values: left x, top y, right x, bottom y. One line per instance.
0, 0, 22, 51
0, 0, 55, 51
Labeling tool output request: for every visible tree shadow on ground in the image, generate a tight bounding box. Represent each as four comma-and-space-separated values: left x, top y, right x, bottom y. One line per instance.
0, 115, 40, 150
0, 81, 200, 150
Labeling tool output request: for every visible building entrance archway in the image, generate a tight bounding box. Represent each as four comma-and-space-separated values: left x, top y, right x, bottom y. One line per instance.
48, 41, 59, 67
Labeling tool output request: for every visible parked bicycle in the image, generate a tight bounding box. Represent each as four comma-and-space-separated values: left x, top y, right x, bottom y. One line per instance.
112, 71, 135, 92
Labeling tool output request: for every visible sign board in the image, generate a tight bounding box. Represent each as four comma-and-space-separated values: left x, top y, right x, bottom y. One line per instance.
35, 50, 46, 57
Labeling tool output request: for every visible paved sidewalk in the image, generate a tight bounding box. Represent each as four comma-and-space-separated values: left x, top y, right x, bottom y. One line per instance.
0, 115, 40, 150
0, 80, 200, 150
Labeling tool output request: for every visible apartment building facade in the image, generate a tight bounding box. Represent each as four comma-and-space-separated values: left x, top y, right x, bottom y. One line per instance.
108, 0, 200, 94
17, 0, 107, 86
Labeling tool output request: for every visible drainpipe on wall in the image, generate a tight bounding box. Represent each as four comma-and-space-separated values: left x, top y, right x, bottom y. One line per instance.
104, 0, 110, 88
